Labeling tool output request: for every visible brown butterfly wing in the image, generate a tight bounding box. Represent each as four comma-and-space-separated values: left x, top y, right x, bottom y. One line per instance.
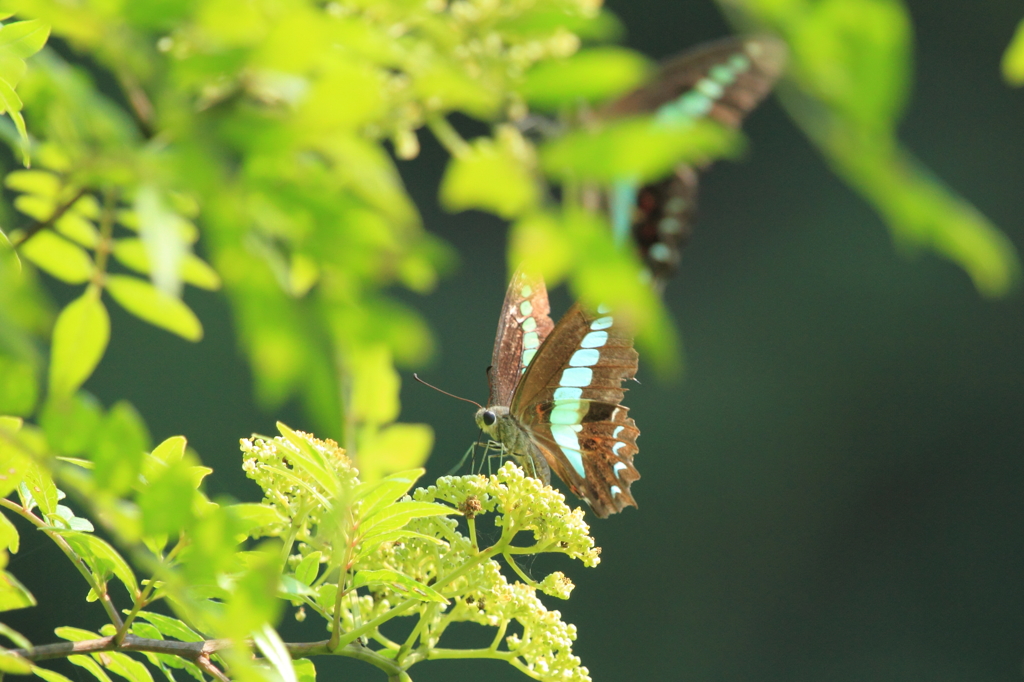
511, 304, 640, 517
599, 35, 787, 124
487, 268, 555, 409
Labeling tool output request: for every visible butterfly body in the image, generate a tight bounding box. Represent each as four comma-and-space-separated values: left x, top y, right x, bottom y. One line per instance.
478, 269, 640, 517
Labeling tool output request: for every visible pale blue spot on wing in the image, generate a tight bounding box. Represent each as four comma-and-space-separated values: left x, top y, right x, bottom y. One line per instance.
610, 485, 622, 497
521, 348, 537, 368
520, 300, 533, 316
597, 303, 611, 314
650, 243, 673, 263
613, 461, 627, 478
562, 448, 586, 478
659, 216, 682, 234
665, 196, 688, 214
550, 424, 586, 479
612, 426, 624, 439
678, 91, 713, 117
728, 54, 751, 72
613, 442, 626, 455
523, 331, 540, 349
590, 316, 613, 331
570, 349, 600, 367
709, 63, 736, 85
581, 331, 608, 349
560, 367, 593, 387
695, 77, 724, 100
553, 386, 583, 401
521, 316, 537, 332
520, 284, 533, 297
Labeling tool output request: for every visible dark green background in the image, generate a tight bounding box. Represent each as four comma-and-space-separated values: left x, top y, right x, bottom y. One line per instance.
9, 1, 1024, 680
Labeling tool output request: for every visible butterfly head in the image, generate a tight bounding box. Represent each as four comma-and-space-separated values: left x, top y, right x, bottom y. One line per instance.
475, 405, 508, 438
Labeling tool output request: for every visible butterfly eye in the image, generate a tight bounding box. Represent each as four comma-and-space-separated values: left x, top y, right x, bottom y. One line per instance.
482, 411, 497, 426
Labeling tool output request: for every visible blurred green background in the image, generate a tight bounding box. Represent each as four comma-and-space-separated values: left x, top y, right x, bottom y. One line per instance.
9, 0, 1024, 680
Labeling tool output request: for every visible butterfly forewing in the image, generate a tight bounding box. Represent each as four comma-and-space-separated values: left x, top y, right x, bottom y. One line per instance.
487, 269, 555, 408
511, 304, 640, 517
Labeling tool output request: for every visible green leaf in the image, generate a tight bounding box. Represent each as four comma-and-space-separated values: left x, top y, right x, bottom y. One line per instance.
55, 214, 99, 248
0, 651, 32, 674
5, 169, 60, 196
275, 422, 340, 495
112, 239, 220, 290
355, 468, 425, 522
92, 400, 150, 495
358, 500, 455, 541
520, 47, 651, 110
48, 290, 109, 398
138, 457, 197, 537
55, 626, 99, 642
105, 275, 203, 341
68, 654, 113, 682
252, 624, 296, 682
227, 503, 287, 537
348, 345, 399, 425
56, 532, 139, 597
0, 621, 31, 649
294, 551, 321, 586
791, 0, 910, 126
98, 651, 153, 682
0, 226, 20, 273
352, 569, 449, 604
40, 392, 102, 456
134, 611, 203, 642
541, 117, 741, 183
1004, 17, 1024, 86
0, 20, 50, 60
32, 665, 75, 682
353, 529, 445, 562
21, 459, 59, 516
0, 355, 37, 416
293, 659, 316, 682
357, 424, 433, 484
439, 128, 539, 219
0, 512, 18, 553
19, 230, 93, 284
0, 570, 35, 611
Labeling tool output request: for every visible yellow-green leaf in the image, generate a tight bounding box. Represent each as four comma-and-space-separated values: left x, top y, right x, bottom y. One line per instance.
105, 275, 202, 341
440, 134, 538, 219
358, 424, 433, 484
1004, 17, 1024, 86
0, 570, 35, 612
541, 117, 741, 183
0, 19, 50, 60
521, 47, 651, 110
19, 230, 93, 283
352, 569, 448, 604
49, 290, 109, 398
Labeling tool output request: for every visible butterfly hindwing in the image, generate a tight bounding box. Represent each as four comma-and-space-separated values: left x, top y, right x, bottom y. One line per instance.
511, 303, 640, 517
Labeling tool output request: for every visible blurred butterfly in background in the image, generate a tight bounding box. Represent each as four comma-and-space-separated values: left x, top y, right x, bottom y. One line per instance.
598, 36, 787, 289
474, 268, 640, 518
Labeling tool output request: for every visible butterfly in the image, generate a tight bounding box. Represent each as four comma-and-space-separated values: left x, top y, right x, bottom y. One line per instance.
474, 268, 640, 517
600, 35, 787, 287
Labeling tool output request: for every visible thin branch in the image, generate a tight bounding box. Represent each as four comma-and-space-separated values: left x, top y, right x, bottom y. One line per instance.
11, 187, 90, 248
11, 635, 232, 662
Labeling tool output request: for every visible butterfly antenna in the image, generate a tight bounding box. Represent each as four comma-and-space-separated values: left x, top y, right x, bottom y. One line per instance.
412, 374, 483, 409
